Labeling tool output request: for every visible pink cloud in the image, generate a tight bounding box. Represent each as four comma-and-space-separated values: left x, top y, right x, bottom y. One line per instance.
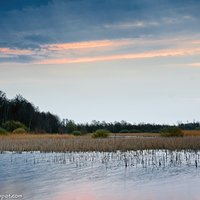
43, 37, 188, 52
0, 47, 32, 55
1, 36, 200, 65
37, 47, 200, 65
44, 40, 129, 51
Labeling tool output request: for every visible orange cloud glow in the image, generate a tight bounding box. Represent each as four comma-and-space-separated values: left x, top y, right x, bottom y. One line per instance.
44, 40, 129, 51
38, 47, 200, 65
0, 47, 32, 55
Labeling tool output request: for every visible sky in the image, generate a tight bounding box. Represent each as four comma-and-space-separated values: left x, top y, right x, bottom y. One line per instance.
0, 0, 200, 124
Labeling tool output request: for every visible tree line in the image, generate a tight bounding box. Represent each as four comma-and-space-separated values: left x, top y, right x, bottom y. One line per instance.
0, 91, 200, 134
0, 91, 60, 133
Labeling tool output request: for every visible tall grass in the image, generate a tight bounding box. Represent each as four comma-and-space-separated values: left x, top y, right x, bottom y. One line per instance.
160, 127, 184, 137
1, 134, 200, 152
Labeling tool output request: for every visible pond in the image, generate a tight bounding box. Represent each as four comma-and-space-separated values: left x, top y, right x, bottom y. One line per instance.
0, 150, 200, 200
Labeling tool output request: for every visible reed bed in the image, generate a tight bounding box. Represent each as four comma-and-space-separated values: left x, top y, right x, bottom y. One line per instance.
1, 134, 200, 152
111, 132, 160, 137
183, 130, 200, 136
6, 150, 200, 169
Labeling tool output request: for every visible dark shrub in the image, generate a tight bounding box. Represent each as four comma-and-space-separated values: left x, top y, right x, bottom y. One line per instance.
120, 129, 129, 133
129, 129, 141, 133
160, 127, 184, 137
72, 130, 82, 136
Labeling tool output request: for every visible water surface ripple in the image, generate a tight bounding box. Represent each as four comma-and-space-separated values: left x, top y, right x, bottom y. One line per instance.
0, 150, 199, 200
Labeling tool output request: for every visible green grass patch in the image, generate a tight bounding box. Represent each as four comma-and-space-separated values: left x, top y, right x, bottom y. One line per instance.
0, 127, 8, 135
92, 129, 110, 138
13, 128, 27, 134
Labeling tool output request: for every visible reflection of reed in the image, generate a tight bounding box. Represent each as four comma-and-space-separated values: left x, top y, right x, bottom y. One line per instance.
7, 150, 200, 169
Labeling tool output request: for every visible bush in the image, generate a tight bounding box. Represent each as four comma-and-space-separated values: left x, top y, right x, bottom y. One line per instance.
119, 129, 129, 133
0, 127, 8, 135
3, 121, 28, 132
92, 129, 110, 138
160, 127, 184, 137
72, 130, 82, 136
12, 128, 27, 134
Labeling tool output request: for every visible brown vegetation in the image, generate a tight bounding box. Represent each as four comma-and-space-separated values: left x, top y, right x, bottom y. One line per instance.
112, 132, 160, 137
183, 130, 200, 136
1, 133, 200, 152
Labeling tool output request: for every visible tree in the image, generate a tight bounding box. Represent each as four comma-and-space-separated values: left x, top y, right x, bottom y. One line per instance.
0, 91, 8, 124
66, 119, 77, 133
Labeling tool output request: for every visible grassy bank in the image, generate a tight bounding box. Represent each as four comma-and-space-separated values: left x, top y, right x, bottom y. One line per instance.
1, 133, 200, 152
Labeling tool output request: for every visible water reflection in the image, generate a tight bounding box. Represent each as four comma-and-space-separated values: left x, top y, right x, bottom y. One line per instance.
0, 151, 200, 200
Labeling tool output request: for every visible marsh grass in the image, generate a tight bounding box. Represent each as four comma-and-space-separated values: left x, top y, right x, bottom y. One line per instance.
184, 130, 200, 136
160, 127, 184, 137
1, 134, 200, 152
112, 132, 160, 137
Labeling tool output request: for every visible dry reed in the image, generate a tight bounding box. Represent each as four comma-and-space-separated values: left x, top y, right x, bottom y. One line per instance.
1, 134, 200, 152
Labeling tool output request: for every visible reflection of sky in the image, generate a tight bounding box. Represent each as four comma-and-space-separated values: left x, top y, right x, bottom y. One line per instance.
0, 152, 200, 200
0, 0, 200, 123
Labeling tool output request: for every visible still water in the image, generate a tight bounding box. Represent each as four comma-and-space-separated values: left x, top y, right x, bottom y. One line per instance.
0, 150, 200, 200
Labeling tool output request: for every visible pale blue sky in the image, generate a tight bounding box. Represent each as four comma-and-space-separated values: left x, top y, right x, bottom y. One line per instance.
0, 0, 200, 124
